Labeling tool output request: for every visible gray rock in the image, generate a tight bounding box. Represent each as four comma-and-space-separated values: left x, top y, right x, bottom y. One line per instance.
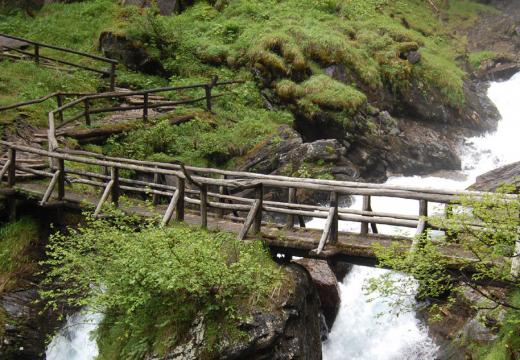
468, 161, 520, 192
120, 0, 192, 16
407, 50, 421, 64
149, 265, 322, 360
462, 318, 497, 343
99, 32, 167, 76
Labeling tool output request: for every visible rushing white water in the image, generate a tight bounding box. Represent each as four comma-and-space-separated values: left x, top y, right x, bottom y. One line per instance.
45, 74, 520, 359
46, 312, 102, 360
322, 73, 520, 360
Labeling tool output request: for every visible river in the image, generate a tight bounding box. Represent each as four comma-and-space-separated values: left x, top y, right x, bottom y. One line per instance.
46, 73, 520, 359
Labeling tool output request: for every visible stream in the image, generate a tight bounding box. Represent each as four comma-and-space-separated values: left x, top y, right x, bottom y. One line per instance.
46, 73, 520, 359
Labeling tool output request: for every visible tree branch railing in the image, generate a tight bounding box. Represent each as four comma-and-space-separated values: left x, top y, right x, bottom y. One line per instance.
0, 33, 118, 91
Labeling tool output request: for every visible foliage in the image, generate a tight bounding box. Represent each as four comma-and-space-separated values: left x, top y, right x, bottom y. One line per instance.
0, 217, 40, 293
368, 186, 520, 321
41, 213, 284, 359
468, 51, 497, 71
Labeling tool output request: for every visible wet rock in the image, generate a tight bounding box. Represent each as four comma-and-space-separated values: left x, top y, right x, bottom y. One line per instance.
293, 259, 340, 330
468, 161, 520, 192
148, 265, 322, 360
99, 32, 167, 76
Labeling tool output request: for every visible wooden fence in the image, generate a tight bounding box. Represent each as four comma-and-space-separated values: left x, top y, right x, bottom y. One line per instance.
46, 77, 243, 151
0, 33, 118, 91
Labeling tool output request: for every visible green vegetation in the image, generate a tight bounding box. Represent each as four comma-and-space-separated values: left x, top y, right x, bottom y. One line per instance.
469, 51, 497, 71
0, 0, 495, 169
42, 213, 285, 359
0, 217, 40, 293
367, 187, 520, 356
475, 290, 520, 360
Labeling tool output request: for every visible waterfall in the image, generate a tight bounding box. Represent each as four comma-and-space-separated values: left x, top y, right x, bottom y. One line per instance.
45, 73, 520, 359
322, 72, 520, 359
45, 312, 102, 360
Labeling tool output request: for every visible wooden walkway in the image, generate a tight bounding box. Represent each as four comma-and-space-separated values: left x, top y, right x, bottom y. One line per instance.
1, 140, 509, 268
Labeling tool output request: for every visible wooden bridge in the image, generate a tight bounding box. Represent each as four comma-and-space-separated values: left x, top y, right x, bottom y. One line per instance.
1, 33, 518, 273
2, 140, 516, 269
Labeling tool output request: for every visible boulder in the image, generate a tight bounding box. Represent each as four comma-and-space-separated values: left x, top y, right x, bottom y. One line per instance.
99, 32, 167, 76
120, 0, 194, 16
293, 259, 341, 330
468, 161, 520, 192
146, 265, 323, 360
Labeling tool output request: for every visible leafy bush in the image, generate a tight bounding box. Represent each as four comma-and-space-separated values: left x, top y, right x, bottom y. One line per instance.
368, 186, 520, 318
41, 213, 284, 359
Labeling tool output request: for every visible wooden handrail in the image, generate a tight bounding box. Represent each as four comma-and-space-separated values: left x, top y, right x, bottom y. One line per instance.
0, 33, 118, 90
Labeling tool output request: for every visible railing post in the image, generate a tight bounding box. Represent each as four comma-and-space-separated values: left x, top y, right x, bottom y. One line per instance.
84, 98, 91, 126
217, 175, 225, 218
152, 168, 159, 205
57, 158, 65, 200
200, 183, 208, 229
109, 63, 116, 92
252, 183, 263, 234
205, 75, 218, 112
330, 191, 338, 244
7, 148, 16, 188
56, 94, 64, 124
360, 195, 370, 234
419, 199, 428, 224
287, 187, 296, 229
111, 167, 119, 207
143, 93, 149, 122
34, 44, 40, 64
175, 177, 185, 221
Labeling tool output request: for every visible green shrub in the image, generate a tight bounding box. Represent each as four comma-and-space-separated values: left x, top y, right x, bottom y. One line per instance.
42, 214, 284, 359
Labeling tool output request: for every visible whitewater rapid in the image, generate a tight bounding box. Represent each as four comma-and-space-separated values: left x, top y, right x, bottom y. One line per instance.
46, 73, 520, 359
321, 73, 520, 360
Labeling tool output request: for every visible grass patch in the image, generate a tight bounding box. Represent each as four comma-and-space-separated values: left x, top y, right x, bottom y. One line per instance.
468, 51, 497, 71
0, 217, 40, 293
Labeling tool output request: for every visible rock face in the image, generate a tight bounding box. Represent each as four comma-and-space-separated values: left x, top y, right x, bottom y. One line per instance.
149, 265, 323, 360
99, 32, 167, 76
293, 259, 340, 331
0, 288, 59, 360
468, 161, 520, 192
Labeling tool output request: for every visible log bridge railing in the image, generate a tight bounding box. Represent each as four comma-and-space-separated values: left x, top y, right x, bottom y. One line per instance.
2, 141, 517, 271
46, 77, 243, 151
0, 33, 118, 91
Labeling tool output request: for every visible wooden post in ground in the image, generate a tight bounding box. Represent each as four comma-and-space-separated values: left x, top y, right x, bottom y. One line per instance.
152, 168, 160, 205
330, 191, 339, 244
109, 63, 116, 92
143, 93, 149, 122
360, 195, 370, 234
217, 175, 225, 218
34, 44, 40, 64
287, 187, 296, 229
111, 167, 119, 208
57, 158, 65, 200
84, 98, 91, 126
56, 94, 64, 124
252, 183, 263, 234
200, 183, 208, 229
175, 177, 185, 221
7, 148, 16, 188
